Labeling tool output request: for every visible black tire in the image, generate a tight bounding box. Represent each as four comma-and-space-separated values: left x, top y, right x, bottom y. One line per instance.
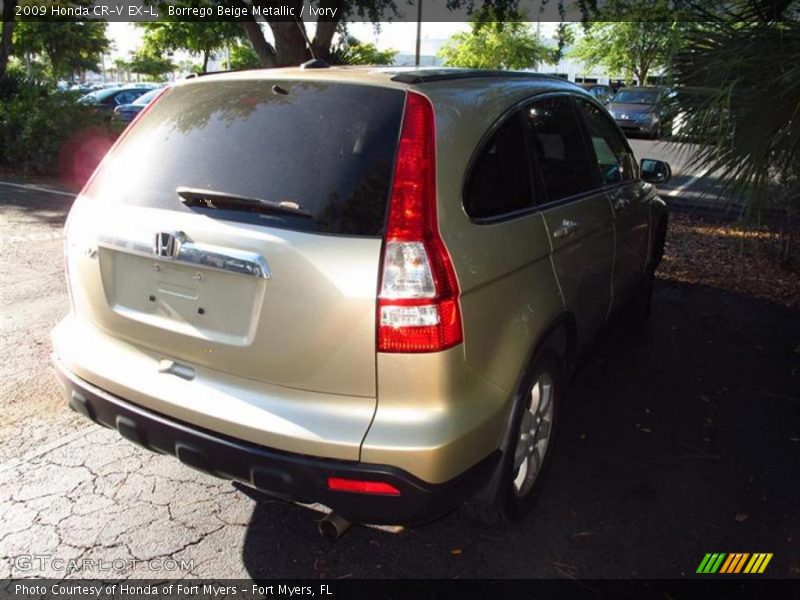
463, 353, 563, 524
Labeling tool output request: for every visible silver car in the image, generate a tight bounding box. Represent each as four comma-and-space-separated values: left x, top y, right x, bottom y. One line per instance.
608, 86, 669, 138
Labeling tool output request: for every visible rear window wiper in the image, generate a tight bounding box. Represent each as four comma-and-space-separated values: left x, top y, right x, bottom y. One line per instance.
177, 187, 312, 219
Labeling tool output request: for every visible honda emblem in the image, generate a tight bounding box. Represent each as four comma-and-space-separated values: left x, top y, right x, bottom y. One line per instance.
153, 231, 183, 258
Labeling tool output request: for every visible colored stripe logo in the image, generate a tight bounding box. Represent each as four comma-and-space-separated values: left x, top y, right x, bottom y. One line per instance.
696, 553, 772, 574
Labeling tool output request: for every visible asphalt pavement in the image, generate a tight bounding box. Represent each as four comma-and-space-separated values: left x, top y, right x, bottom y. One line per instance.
628, 138, 750, 220
1, 143, 798, 579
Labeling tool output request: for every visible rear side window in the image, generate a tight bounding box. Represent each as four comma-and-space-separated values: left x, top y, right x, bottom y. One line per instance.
524, 96, 596, 202
576, 99, 637, 186
88, 80, 405, 236
464, 112, 534, 219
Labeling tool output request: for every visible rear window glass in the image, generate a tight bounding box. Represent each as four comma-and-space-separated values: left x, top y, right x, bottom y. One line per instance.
524, 96, 597, 202
88, 80, 405, 236
464, 112, 534, 219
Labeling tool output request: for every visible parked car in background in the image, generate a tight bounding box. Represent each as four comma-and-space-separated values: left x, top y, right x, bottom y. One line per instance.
121, 82, 162, 90
580, 83, 614, 105
68, 83, 96, 94
78, 87, 152, 115
113, 88, 164, 123
607, 86, 671, 139
53, 67, 670, 530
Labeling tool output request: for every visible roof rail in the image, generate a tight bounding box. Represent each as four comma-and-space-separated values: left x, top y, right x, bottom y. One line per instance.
389, 69, 580, 86
184, 69, 242, 79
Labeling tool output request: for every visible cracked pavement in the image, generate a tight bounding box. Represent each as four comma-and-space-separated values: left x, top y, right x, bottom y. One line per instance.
1, 169, 799, 580
0, 428, 255, 578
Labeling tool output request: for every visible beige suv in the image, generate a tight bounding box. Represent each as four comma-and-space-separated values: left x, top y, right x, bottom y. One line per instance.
52, 67, 670, 527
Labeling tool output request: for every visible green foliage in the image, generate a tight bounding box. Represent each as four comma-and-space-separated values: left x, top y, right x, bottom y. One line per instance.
668, 16, 800, 213
552, 22, 575, 64
126, 51, 176, 79
143, 1, 566, 69
224, 42, 261, 71
12, 4, 110, 80
571, 21, 683, 85
329, 36, 397, 65
138, 19, 243, 72
439, 18, 553, 70
569, 0, 686, 84
0, 72, 111, 174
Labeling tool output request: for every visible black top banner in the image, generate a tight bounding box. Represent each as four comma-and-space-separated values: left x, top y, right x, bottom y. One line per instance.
8, 0, 800, 23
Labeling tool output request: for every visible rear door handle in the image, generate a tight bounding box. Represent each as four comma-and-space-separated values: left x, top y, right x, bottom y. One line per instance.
553, 219, 579, 239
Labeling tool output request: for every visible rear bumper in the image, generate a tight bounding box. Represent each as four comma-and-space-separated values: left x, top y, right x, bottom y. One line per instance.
53, 355, 500, 525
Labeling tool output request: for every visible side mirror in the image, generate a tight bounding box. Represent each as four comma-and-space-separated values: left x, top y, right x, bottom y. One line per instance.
640, 158, 671, 184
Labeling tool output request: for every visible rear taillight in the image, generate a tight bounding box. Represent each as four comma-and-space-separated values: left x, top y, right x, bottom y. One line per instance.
377, 92, 463, 353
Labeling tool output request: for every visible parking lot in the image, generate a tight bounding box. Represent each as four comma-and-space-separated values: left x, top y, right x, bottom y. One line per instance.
1, 140, 798, 579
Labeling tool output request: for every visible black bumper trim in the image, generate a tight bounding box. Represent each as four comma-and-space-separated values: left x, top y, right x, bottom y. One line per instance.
53, 358, 500, 525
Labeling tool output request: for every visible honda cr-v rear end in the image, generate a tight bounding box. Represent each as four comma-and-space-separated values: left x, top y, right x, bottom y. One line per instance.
52, 70, 506, 525
53, 67, 669, 526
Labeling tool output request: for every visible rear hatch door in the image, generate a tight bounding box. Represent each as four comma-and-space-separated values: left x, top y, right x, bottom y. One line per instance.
73, 77, 405, 398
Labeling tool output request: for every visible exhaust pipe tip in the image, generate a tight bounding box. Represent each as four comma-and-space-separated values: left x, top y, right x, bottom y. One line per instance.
318, 512, 351, 541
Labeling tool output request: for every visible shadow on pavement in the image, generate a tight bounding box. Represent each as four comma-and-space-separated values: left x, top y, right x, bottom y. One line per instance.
239, 279, 800, 579
0, 183, 74, 228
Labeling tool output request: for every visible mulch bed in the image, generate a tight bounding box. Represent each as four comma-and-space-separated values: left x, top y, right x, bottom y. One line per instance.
658, 213, 800, 310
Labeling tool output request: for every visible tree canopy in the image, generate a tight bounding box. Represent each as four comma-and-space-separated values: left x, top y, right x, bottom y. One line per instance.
568, 0, 689, 84
12, 16, 110, 80
224, 41, 261, 71
144, 0, 557, 69
126, 50, 176, 79
570, 22, 683, 84
141, 0, 401, 68
328, 35, 397, 65
138, 21, 243, 73
439, 17, 553, 70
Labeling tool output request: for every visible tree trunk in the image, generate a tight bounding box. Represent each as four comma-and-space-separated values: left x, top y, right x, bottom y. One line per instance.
268, 21, 311, 67
312, 20, 338, 61
202, 49, 210, 73
239, 19, 277, 68
633, 60, 649, 86
237, 0, 342, 69
311, 0, 343, 61
0, 0, 17, 78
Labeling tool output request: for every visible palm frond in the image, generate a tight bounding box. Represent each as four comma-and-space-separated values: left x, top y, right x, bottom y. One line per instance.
667, 16, 800, 212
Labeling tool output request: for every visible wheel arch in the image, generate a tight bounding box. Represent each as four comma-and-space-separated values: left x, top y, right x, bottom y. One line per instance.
503, 311, 577, 437
467, 311, 576, 507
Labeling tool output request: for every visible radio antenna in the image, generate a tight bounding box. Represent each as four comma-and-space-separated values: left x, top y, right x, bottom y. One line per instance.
294, 17, 317, 60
